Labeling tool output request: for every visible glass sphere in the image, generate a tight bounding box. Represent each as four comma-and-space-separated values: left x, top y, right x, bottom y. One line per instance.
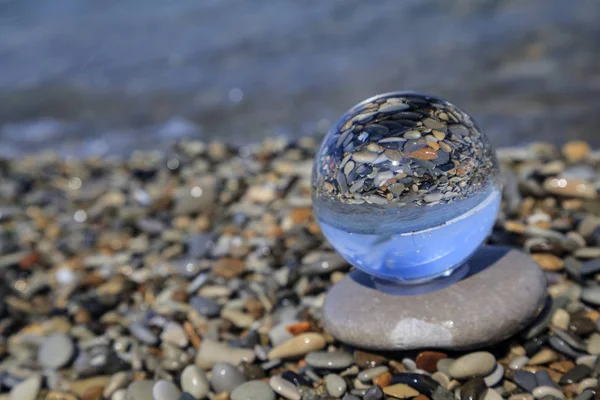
312, 92, 501, 284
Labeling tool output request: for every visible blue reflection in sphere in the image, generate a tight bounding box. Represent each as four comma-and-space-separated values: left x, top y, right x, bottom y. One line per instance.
312, 92, 501, 284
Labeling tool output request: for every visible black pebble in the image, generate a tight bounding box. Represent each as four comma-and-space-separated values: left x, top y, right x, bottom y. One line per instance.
559, 364, 592, 385
281, 370, 313, 387
390, 373, 440, 396
460, 377, 488, 400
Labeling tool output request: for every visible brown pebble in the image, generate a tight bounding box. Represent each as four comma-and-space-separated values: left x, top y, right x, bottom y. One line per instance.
245, 297, 264, 318
407, 147, 438, 160
46, 392, 78, 400
184, 321, 202, 349
285, 321, 312, 336
389, 360, 407, 374
531, 254, 564, 271
81, 386, 104, 400
569, 317, 597, 336
550, 360, 576, 374
383, 383, 420, 398
213, 392, 230, 400
172, 288, 188, 303
354, 350, 388, 368
416, 351, 448, 373
212, 258, 245, 278
563, 141, 591, 163
373, 371, 392, 387
414, 395, 430, 400
74, 308, 91, 324
289, 208, 313, 223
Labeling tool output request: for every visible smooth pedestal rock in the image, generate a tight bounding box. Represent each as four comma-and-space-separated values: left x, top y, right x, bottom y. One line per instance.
324, 247, 547, 350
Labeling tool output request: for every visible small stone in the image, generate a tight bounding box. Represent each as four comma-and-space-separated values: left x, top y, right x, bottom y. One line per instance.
383, 383, 420, 398
549, 360, 575, 373
532, 386, 564, 400
38, 333, 75, 369
181, 365, 210, 399
354, 350, 387, 368
231, 380, 275, 400
269, 375, 301, 400
513, 370, 537, 393
213, 258, 245, 278
374, 371, 392, 387
531, 254, 564, 271
161, 322, 189, 348
581, 288, 600, 306
551, 309, 570, 330
529, 348, 558, 365
190, 296, 222, 318
153, 380, 182, 400
407, 147, 438, 160
9, 375, 41, 400
358, 366, 390, 382
559, 364, 592, 385
460, 377, 488, 400
509, 356, 530, 370
267, 333, 326, 360
448, 352, 496, 379
483, 364, 504, 387
129, 322, 158, 345
195, 339, 255, 369
576, 378, 597, 394
416, 351, 448, 373
483, 389, 503, 400
324, 248, 547, 350
563, 141, 591, 163
126, 380, 155, 400
364, 385, 385, 400
305, 351, 354, 369
81, 386, 104, 400
325, 374, 347, 397
211, 362, 246, 394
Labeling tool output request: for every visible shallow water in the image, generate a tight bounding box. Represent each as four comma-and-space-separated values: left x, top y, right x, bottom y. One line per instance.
1, 0, 599, 156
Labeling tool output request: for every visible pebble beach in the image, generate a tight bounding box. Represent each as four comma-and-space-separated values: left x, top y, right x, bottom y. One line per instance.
1, 137, 600, 400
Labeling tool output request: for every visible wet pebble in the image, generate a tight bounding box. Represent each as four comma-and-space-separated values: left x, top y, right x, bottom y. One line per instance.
9, 375, 41, 400
559, 364, 592, 385
268, 333, 326, 360
195, 339, 255, 369
231, 380, 275, 400
532, 386, 565, 400
38, 333, 75, 369
514, 370, 537, 393
269, 375, 301, 400
305, 351, 354, 370
211, 362, 246, 394
358, 366, 389, 382
460, 377, 488, 400
153, 380, 182, 400
125, 380, 155, 400
448, 352, 496, 379
181, 365, 209, 399
326, 374, 347, 397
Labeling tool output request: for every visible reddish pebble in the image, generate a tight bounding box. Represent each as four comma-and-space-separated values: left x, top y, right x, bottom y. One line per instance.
416, 351, 448, 373
407, 147, 438, 160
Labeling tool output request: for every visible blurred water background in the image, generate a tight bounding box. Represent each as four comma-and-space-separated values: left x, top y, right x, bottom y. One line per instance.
1, 0, 599, 157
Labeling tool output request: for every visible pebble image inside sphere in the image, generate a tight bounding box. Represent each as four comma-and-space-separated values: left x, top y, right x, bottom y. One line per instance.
312, 92, 501, 283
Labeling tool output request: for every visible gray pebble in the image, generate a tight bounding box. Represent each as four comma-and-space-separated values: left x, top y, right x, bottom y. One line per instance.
535, 370, 559, 389
190, 296, 221, 317
484, 364, 504, 387
181, 365, 209, 399
364, 385, 384, 400
358, 366, 389, 382
8, 375, 41, 400
38, 333, 75, 369
305, 351, 353, 370
574, 390, 595, 400
325, 374, 347, 397
269, 375, 301, 400
449, 352, 496, 379
532, 386, 564, 400
581, 286, 600, 306
514, 370, 537, 393
129, 322, 159, 345
211, 362, 246, 394
509, 356, 530, 370
153, 380, 182, 400
126, 380, 155, 400
231, 380, 275, 400
549, 336, 584, 358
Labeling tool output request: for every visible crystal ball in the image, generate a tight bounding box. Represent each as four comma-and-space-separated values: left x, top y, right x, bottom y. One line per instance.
312, 92, 501, 283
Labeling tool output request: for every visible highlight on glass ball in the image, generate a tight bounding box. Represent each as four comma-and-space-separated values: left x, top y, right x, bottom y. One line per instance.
312, 91, 501, 284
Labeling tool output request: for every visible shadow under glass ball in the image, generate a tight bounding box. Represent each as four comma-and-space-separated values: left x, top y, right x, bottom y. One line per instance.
312, 91, 501, 283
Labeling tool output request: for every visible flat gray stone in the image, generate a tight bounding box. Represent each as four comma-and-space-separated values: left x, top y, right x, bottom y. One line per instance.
324, 247, 547, 350
38, 333, 75, 369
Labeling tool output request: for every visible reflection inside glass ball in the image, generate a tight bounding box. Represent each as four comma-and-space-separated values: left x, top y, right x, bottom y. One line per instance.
312, 92, 501, 283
